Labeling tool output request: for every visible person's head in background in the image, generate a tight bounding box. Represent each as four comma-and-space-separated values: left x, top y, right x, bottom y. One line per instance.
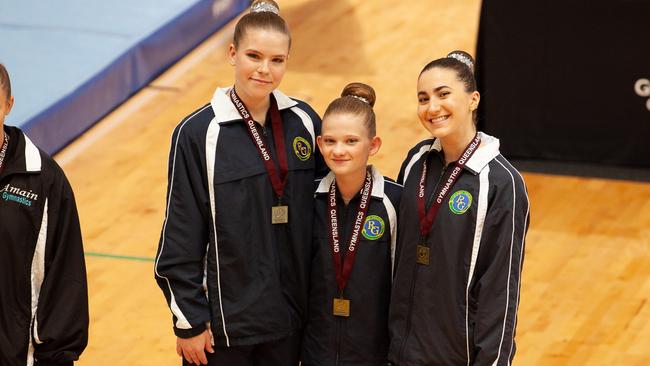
0, 64, 15, 139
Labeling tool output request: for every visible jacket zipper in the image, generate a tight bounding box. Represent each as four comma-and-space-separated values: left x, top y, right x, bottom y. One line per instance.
398, 259, 419, 363
398, 161, 447, 363
335, 316, 342, 365
336, 203, 348, 366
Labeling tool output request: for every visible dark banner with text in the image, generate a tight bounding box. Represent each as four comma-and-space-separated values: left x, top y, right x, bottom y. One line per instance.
476, 0, 650, 168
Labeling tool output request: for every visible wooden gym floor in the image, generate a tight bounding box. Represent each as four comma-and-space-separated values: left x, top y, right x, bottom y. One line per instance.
51, 0, 649, 364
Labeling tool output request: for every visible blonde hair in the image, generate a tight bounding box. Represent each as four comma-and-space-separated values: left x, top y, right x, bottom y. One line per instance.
323, 82, 377, 137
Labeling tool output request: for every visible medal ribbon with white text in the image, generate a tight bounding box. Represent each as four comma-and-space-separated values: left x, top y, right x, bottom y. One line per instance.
417, 134, 480, 263
327, 170, 373, 316
229, 88, 289, 223
0, 133, 9, 175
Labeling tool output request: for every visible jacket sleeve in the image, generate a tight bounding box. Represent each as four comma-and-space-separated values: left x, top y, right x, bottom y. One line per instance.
383, 181, 402, 279
396, 156, 408, 185
154, 123, 211, 338
472, 170, 530, 366
33, 166, 88, 366
308, 106, 328, 179
397, 139, 435, 185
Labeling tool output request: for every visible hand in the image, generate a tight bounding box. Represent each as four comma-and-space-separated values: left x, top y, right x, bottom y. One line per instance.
176, 329, 214, 365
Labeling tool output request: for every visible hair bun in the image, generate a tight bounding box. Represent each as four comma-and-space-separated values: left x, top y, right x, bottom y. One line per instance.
250, 0, 280, 15
447, 50, 475, 73
341, 82, 376, 107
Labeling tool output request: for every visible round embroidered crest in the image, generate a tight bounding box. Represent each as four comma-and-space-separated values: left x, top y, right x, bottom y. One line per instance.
292, 136, 312, 161
449, 190, 472, 215
362, 215, 385, 240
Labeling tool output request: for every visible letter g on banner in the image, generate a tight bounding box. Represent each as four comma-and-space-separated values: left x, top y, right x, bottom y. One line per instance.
635, 79, 650, 97
634, 78, 650, 111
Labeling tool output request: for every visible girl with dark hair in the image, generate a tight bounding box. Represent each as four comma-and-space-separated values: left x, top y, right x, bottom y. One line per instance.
154, 1, 325, 365
389, 51, 530, 366
301, 83, 401, 366
0, 63, 89, 366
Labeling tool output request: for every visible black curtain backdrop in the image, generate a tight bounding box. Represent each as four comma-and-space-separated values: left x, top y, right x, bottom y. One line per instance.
476, 0, 650, 169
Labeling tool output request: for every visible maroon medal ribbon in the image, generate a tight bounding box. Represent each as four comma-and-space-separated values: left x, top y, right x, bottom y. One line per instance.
327, 170, 373, 297
229, 88, 289, 202
0, 133, 9, 175
418, 134, 481, 241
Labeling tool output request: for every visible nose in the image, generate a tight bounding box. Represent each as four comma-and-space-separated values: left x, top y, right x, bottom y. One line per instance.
427, 100, 440, 114
257, 60, 269, 74
332, 142, 345, 156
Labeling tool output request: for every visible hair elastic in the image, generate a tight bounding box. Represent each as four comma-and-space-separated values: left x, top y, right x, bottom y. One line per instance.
251, 2, 279, 14
447, 53, 474, 72
349, 95, 370, 105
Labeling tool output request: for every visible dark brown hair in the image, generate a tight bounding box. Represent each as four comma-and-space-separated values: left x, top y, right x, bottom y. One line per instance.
0, 63, 11, 99
420, 50, 476, 93
323, 82, 377, 137
233, 0, 291, 49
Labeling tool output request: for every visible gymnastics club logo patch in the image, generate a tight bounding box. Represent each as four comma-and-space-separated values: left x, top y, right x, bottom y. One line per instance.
293, 136, 312, 161
362, 215, 385, 240
449, 190, 472, 215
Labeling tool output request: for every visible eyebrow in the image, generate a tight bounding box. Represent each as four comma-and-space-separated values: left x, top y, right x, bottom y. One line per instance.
321, 134, 362, 139
418, 85, 451, 96
244, 49, 287, 58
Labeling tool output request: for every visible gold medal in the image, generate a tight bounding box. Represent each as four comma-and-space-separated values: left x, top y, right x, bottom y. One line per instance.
416, 244, 430, 265
333, 298, 350, 317
271, 205, 288, 224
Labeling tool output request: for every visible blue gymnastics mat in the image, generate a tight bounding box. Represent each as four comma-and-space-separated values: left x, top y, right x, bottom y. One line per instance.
0, 0, 248, 154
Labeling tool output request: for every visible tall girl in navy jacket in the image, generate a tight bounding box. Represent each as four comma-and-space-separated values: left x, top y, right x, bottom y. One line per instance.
154, 1, 325, 365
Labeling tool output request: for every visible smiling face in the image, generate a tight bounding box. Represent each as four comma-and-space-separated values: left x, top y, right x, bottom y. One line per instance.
317, 112, 381, 178
417, 67, 479, 141
229, 28, 290, 105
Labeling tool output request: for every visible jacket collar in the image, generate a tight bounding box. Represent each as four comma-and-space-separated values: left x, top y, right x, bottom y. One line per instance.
2, 126, 41, 175
316, 165, 385, 199
210, 86, 298, 124
426, 132, 500, 174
